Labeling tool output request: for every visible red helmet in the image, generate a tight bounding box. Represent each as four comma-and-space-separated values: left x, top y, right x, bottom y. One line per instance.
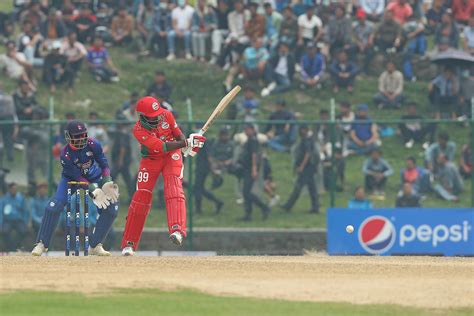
136, 96, 163, 117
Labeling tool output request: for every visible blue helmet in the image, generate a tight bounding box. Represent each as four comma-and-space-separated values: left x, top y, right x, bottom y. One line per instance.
65, 120, 88, 150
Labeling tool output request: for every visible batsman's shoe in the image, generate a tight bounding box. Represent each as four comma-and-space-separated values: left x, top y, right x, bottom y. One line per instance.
169, 231, 184, 246
31, 242, 47, 256
122, 246, 135, 256
90, 243, 111, 256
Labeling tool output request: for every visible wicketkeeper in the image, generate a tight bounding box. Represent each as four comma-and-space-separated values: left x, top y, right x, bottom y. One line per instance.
31, 120, 119, 256
121, 96, 205, 256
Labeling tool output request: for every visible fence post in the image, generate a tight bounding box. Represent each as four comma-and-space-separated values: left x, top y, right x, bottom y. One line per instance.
47, 96, 55, 196
329, 98, 336, 208
186, 98, 194, 251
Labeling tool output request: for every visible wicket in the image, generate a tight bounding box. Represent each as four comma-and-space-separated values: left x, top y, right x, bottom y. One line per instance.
66, 181, 89, 256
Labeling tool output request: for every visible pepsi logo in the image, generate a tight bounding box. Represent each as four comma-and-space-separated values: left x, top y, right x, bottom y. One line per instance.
358, 216, 396, 254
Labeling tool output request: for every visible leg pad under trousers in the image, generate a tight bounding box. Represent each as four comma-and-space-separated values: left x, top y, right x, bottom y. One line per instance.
120, 190, 152, 250
36, 198, 65, 248
164, 175, 187, 237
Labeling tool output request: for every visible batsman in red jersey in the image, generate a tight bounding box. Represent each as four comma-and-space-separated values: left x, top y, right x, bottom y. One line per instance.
121, 96, 205, 256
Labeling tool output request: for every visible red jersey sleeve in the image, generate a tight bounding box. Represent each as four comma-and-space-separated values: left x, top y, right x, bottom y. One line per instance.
133, 122, 165, 153
167, 111, 183, 138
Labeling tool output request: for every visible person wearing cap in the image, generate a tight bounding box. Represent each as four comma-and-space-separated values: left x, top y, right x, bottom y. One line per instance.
42, 40, 71, 93
32, 120, 120, 256
348, 104, 380, 155
350, 8, 375, 74
281, 124, 319, 214
120, 96, 206, 255
299, 42, 325, 89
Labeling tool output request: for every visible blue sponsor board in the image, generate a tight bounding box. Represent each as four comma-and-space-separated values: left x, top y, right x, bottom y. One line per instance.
327, 208, 474, 256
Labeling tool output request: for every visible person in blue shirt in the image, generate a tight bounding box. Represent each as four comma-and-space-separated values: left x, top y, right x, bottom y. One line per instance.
31, 120, 120, 256
1, 183, 29, 251
363, 148, 393, 197
30, 182, 49, 237
348, 104, 380, 155
348, 186, 373, 210
299, 42, 325, 89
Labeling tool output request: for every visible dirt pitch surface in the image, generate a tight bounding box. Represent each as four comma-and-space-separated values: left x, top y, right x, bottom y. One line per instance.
1, 255, 473, 309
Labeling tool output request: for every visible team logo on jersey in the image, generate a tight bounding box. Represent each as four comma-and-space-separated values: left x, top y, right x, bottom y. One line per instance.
161, 122, 169, 129
142, 136, 147, 140
160, 136, 166, 140
152, 102, 159, 110
358, 216, 396, 255
172, 153, 180, 160
86, 151, 93, 156
50, 201, 55, 207
74, 158, 79, 163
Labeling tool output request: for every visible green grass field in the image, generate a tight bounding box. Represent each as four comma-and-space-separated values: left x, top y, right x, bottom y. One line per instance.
0, 3, 472, 229
0, 290, 471, 316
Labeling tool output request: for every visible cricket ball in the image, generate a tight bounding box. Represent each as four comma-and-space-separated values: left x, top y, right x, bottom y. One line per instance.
346, 225, 354, 234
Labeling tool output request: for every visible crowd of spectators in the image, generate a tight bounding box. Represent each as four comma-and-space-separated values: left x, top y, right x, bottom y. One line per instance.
0, 0, 473, 239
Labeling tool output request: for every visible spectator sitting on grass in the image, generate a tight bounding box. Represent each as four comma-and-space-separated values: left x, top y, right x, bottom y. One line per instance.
153, 0, 172, 58
209, 0, 230, 65
336, 101, 355, 149
297, 6, 323, 48
425, 131, 456, 174
350, 9, 375, 75
192, 0, 217, 62
265, 99, 296, 152
40, 8, 67, 42
372, 10, 402, 53
348, 104, 380, 155
329, 50, 358, 93
398, 102, 436, 149
299, 42, 325, 90
402, 15, 426, 81
358, 0, 385, 21
263, 3, 282, 51
373, 60, 405, 109
0, 183, 28, 252
245, 2, 265, 41
348, 186, 373, 209
71, 4, 97, 44
396, 182, 421, 207
434, 12, 459, 51
61, 31, 87, 92
111, 6, 134, 46
136, 0, 158, 57
429, 67, 459, 119
261, 42, 295, 97
30, 182, 48, 236
426, 0, 446, 34
18, 20, 45, 67
86, 36, 119, 83
13, 80, 40, 121
363, 148, 393, 198
386, 0, 413, 25
433, 153, 464, 202
42, 40, 71, 93
146, 70, 173, 102
459, 141, 472, 179
451, 0, 474, 25
19, 1, 46, 30
325, 5, 352, 56
400, 156, 430, 194
167, 0, 195, 61
0, 40, 35, 90
278, 6, 298, 47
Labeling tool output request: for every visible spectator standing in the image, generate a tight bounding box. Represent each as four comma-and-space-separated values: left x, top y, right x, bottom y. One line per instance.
238, 124, 270, 221
40, 8, 67, 42
86, 36, 120, 82
396, 182, 421, 207
136, 0, 158, 57
0, 183, 28, 251
429, 67, 459, 119
265, 100, 296, 152
167, 0, 195, 60
398, 102, 436, 148
281, 125, 319, 214
245, 3, 265, 40
30, 183, 48, 236
400, 156, 430, 194
329, 50, 358, 93
0, 88, 18, 164
433, 153, 464, 201
192, 0, 217, 62
348, 104, 380, 155
261, 42, 295, 96
210, 0, 230, 64
13, 80, 40, 121
459, 142, 472, 179
363, 148, 393, 197
42, 40, 71, 93
111, 6, 134, 46
279, 6, 298, 47
350, 9, 375, 74
325, 5, 352, 55
263, 2, 283, 50
61, 31, 87, 92
425, 131, 456, 173
71, 4, 97, 44
463, 16, 474, 55
298, 42, 325, 90
434, 12, 459, 50
146, 70, 173, 102
372, 10, 402, 53
402, 15, 426, 81
386, 0, 413, 25
373, 60, 405, 109
348, 186, 373, 209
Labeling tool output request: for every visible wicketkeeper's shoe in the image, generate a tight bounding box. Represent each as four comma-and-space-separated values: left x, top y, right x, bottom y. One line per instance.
90, 243, 111, 256
31, 242, 47, 256
169, 231, 184, 246
121, 246, 135, 256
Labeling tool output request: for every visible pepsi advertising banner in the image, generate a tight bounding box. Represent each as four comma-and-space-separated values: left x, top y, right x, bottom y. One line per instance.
327, 208, 474, 256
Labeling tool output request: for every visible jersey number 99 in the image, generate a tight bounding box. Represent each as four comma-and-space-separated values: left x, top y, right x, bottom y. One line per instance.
137, 171, 149, 183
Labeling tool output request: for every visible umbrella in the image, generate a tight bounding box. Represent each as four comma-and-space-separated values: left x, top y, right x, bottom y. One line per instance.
431, 49, 474, 67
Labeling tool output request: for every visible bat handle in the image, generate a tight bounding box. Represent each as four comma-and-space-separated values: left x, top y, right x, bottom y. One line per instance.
198, 129, 205, 136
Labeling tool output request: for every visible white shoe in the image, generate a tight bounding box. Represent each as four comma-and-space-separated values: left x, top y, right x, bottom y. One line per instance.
166, 53, 176, 61
405, 139, 414, 149
169, 231, 184, 246
422, 142, 430, 150
122, 246, 135, 256
90, 243, 111, 256
209, 56, 217, 64
110, 76, 120, 83
267, 82, 277, 92
269, 195, 280, 208
261, 88, 270, 97
31, 242, 47, 256
185, 52, 193, 60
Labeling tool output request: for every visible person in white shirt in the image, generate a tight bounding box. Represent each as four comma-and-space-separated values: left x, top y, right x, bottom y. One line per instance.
0, 40, 35, 90
297, 5, 323, 46
61, 31, 87, 91
167, 0, 195, 60
358, 0, 386, 21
